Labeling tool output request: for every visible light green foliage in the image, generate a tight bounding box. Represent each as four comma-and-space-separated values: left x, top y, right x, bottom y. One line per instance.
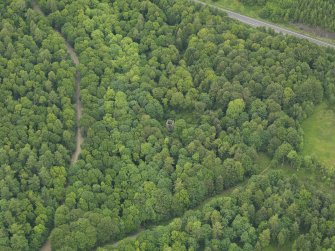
226, 98, 245, 119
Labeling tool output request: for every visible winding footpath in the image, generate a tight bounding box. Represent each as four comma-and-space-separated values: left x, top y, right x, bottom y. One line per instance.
31, 0, 334, 250
32, 1, 83, 251
191, 0, 335, 49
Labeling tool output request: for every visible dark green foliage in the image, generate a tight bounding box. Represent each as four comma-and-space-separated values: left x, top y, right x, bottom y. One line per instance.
1, 0, 335, 250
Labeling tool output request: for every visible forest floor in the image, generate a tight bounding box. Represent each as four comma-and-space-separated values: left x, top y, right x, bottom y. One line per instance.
32, 1, 83, 250
264, 243, 292, 251
192, 0, 335, 47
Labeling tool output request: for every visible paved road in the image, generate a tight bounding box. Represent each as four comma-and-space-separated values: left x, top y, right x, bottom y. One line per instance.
191, 0, 335, 49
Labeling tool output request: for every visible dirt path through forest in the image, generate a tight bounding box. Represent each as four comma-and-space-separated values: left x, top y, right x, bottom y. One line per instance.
31, 0, 308, 249
32, 1, 83, 250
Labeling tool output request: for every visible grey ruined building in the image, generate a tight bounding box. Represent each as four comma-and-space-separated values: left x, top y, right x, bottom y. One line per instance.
166, 119, 174, 132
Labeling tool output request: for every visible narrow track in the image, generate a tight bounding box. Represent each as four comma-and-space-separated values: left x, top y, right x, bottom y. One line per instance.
32, 1, 83, 250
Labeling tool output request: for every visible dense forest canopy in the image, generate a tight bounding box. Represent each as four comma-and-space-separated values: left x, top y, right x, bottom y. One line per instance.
0, 0, 335, 250
105, 171, 335, 250
240, 0, 335, 32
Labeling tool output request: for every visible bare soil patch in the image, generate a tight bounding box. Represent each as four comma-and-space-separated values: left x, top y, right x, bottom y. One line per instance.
294, 23, 335, 39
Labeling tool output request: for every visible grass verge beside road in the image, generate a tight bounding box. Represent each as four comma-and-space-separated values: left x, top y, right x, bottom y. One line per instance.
198, 0, 335, 46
